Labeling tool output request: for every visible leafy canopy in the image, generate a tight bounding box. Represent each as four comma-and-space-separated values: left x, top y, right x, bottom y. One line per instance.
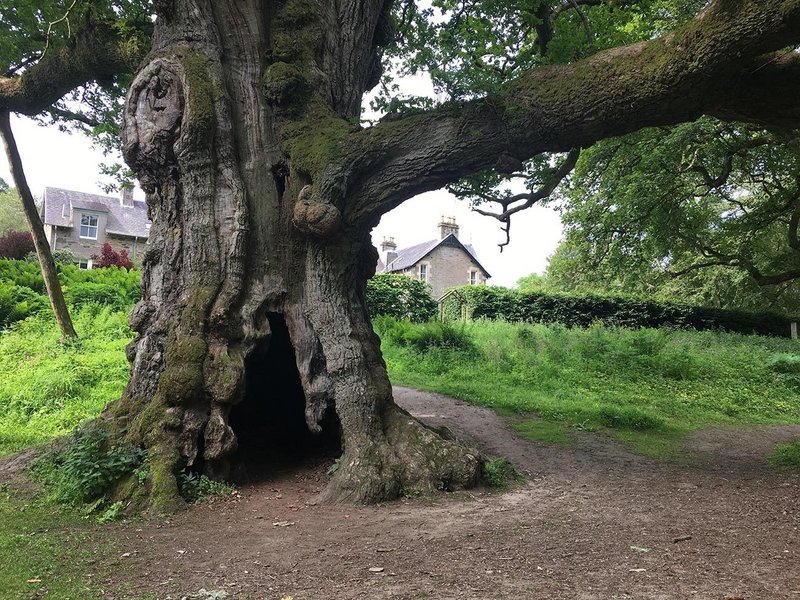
540, 117, 800, 312
0, 1, 152, 186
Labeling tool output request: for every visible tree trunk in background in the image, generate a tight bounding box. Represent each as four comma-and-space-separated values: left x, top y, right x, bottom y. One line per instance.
0, 110, 77, 339
109, 0, 481, 510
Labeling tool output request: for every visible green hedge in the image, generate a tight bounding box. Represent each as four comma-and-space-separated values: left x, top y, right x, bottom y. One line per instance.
441, 285, 799, 337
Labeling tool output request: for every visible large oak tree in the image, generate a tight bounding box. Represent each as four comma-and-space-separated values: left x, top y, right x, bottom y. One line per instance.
2, 0, 800, 509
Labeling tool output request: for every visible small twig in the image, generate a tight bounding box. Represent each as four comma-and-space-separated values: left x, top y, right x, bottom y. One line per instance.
40, 0, 80, 62
673, 535, 693, 543
569, 0, 594, 47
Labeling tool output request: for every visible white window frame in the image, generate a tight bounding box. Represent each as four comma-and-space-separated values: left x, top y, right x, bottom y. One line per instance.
79, 213, 99, 240
78, 259, 94, 270
419, 263, 429, 283
470, 270, 478, 285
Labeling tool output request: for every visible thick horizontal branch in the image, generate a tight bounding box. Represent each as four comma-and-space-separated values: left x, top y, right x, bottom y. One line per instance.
334, 0, 800, 226
0, 18, 146, 115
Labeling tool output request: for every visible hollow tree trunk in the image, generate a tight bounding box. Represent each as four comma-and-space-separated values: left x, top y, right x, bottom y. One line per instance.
107, 0, 481, 510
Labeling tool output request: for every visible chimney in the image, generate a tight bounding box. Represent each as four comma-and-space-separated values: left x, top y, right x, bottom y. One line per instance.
438, 216, 459, 240
381, 236, 398, 267
121, 186, 134, 208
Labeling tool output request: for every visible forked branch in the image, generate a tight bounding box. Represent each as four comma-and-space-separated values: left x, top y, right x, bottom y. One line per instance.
472, 149, 580, 250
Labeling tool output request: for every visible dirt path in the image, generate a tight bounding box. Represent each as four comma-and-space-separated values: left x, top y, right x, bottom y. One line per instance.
95, 387, 800, 599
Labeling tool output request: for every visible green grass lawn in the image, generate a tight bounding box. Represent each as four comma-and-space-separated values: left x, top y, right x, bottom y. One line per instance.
0, 306, 132, 457
0, 483, 113, 599
376, 317, 800, 458
2, 310, 799, 462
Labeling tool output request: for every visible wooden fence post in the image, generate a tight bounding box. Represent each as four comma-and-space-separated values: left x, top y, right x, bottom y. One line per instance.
791, 322, 798, 340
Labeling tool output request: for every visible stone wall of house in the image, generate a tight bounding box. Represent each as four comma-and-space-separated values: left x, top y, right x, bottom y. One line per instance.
52, 225, 145, 262
401, 245, 487, 299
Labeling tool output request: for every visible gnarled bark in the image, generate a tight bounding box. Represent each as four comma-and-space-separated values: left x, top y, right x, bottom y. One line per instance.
103, 0, 800, 510
107, 0, 481, 511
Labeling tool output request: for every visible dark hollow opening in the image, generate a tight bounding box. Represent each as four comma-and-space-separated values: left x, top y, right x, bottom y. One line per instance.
271, 161, 289, 201
228, 313, 341, 483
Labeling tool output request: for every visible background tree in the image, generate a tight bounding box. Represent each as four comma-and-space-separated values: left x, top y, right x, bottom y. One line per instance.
543, 119, 800, 314
0, 184, 25, 235
366, 273, 438, 322
0, 1, 151, 338
2, 0, 800, 509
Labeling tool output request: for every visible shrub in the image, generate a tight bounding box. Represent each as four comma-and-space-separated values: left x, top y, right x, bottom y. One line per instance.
0, 258, 46, 292
0, 259, 141, 328
91, 243, 134, 269
0, 231, 34, 259
596, 406, 664, 431
366, 273, 437, 322
769, 442, 800, 470
178, 471, 236, 502
66, 282, 131, 310
766, 353, 800, 374
375, 316, 474, 353
25, 248, 79, 265
483, 457, 521, 488
30, 428, 145, 505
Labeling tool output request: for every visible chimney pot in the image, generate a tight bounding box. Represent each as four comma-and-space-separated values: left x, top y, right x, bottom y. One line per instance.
438, 216, 459, 239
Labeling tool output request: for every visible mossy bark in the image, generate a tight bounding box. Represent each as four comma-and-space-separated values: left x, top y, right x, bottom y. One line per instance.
101, 0, 800, 512
105, 0, 482, 511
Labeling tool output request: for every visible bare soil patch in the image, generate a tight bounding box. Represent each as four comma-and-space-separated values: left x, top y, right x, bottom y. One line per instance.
48, 388, 800, 598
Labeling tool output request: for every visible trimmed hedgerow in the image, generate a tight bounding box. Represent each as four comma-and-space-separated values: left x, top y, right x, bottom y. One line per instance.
440, 286, 798, 338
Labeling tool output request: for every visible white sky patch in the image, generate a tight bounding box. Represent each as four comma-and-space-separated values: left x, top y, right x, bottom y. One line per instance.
0, 70, 564, 287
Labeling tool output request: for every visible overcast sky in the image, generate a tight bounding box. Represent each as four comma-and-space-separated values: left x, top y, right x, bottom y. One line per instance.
0, 77, 564, 288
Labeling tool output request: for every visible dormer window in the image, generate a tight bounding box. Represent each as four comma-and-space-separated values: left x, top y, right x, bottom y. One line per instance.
80, 214, 98, 239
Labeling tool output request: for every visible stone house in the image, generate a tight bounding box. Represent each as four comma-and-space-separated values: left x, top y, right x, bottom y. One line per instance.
40, 187, 150, 268
376, 217, 490, 299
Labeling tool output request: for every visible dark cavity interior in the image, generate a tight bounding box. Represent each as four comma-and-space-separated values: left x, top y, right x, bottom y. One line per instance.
227, 313, 340, 482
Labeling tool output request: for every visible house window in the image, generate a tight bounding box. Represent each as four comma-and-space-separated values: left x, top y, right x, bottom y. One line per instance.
80, 214, 98, 239
78, 259, 94, 270
419, 263, 428, 283
470, 270, 478, 285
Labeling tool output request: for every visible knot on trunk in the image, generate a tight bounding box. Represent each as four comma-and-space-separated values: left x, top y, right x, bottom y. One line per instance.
293, 184, 342, 237
122, 59, 185, 192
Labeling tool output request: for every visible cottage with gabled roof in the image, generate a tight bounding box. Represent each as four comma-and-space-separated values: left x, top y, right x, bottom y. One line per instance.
40, 186, 150, 268
376, 217, 490, 299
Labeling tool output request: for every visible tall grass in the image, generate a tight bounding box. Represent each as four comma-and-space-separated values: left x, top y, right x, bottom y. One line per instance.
0, 306, 132, 456
380, 319, 800, 457
1, 308, 798, 462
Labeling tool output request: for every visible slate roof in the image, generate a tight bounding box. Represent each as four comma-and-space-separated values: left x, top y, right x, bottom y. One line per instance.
380, 233, 490, 278
41, 187, 151, 238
